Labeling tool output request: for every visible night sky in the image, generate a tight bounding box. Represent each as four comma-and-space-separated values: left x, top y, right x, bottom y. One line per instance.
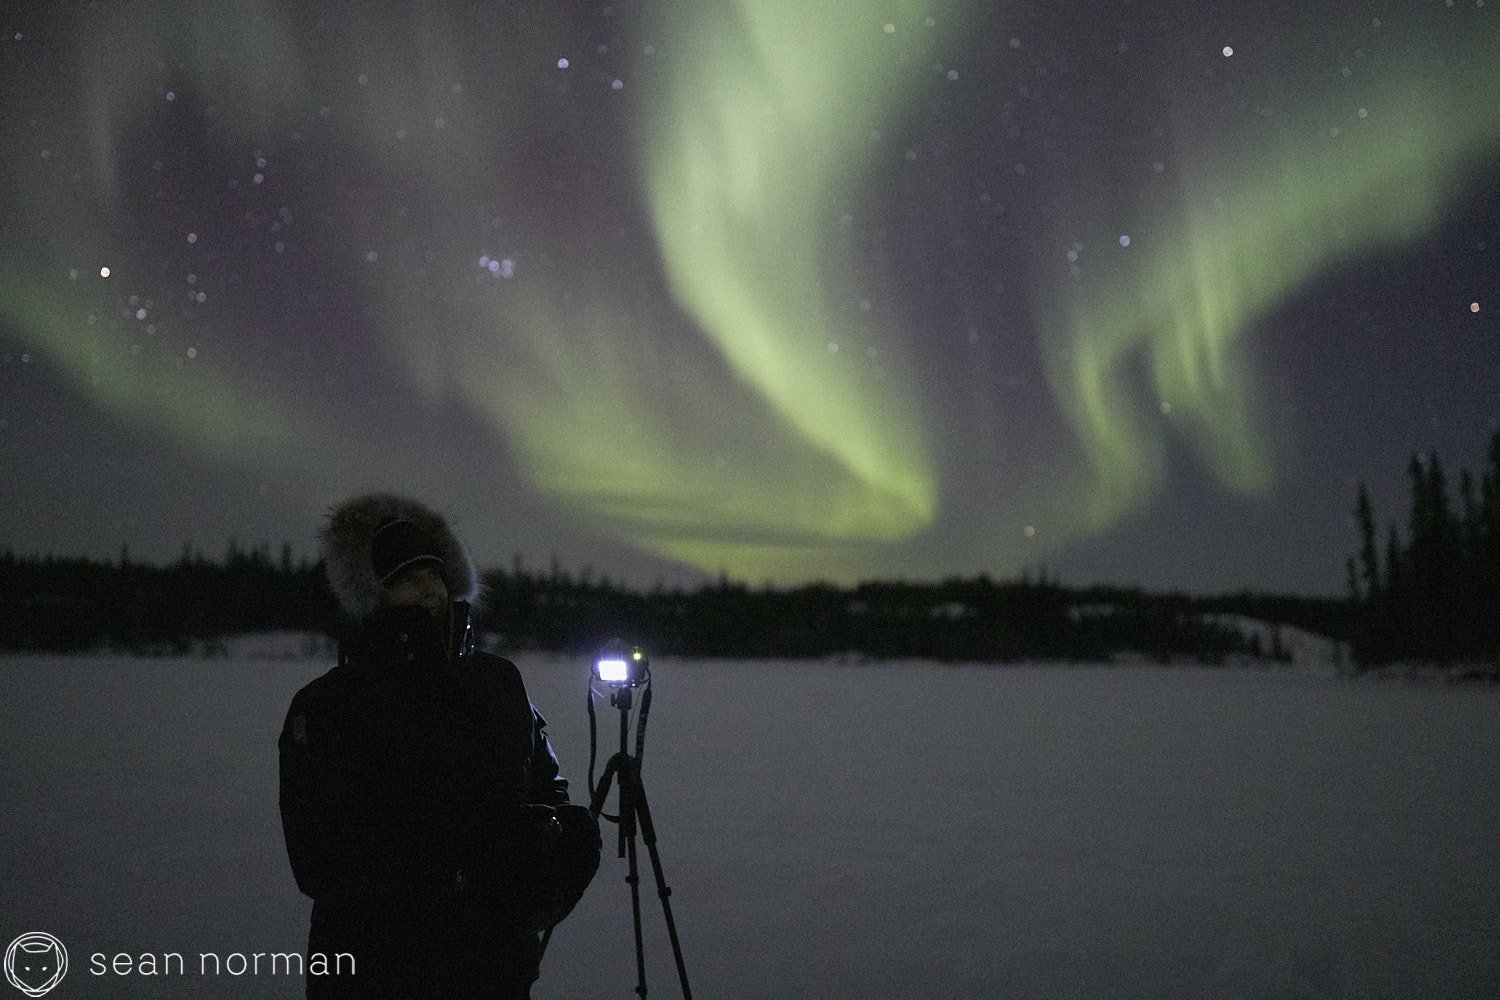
1, 0, 1495, 596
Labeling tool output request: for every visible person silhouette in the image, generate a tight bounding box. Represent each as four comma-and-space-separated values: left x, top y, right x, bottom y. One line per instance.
278, 493, 599, 999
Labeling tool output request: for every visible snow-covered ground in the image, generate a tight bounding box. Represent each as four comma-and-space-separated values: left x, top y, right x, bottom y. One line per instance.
1, 653, 1496, 999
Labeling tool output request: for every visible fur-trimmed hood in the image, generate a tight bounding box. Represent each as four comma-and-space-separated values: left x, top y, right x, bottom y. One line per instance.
319, 493, 480, 619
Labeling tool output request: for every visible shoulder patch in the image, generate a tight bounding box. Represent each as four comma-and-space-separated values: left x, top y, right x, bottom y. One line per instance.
291, 713, 308, 745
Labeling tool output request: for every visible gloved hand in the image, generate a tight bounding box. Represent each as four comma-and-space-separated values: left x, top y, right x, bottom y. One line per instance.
516, 803, 563, 860
454, 804, 561, 898
512, 804, 602, 934
553, 803, 602, 868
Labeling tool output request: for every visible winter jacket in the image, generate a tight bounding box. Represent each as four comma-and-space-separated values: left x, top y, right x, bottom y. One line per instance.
278, 601, 598, 999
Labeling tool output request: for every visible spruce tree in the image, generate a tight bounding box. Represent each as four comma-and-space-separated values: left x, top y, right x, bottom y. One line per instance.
1426, 451, 1455, 662
1384, 524, 1404, 662
1484, 431, 1500, 662
1356, 484, 1380, 599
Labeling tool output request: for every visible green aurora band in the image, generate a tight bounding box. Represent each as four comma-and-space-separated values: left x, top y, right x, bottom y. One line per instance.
1039, 41, 1500, 532
442, 1, 964, 580
630, 2, 951, 567
2, 2, 1496, 581
1, 1, 486, 493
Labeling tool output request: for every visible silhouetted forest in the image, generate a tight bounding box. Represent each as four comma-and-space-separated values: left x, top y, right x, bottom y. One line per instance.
0, 540, 1342, 663
0, 540, 334, 654
478, 571, 1334, 662
1347, 430, 1500, 671
11, 425, 1499, 669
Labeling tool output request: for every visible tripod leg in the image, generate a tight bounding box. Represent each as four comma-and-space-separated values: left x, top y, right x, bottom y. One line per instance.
589, 756, 620, 819
618, 752, 636, 860
633, 778, 693, 1000
625, 819, 649, 999
596, 752, 649, 996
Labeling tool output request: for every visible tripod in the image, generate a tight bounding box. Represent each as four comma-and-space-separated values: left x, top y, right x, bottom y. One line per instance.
588, 683, 693, 1000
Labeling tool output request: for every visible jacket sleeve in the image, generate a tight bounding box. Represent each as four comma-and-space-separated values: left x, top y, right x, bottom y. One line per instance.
278, 686, 476, 902
512, 704, 599, 933
528, 708, 571, 807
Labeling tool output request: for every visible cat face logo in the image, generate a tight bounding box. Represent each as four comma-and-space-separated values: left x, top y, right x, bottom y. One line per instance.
4, 933, 68, 997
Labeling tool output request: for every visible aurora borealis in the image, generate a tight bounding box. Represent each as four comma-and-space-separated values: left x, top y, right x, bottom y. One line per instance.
1, 1, 1496, 594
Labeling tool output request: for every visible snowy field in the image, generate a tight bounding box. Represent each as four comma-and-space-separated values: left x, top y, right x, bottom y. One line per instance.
2, 652, 1497, 999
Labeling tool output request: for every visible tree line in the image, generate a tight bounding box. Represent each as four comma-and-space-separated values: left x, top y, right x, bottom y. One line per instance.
0, 541, 1341, 663
1347, 429, 1500, 669
0, 540, 335, 653
478, 571, 1327, 663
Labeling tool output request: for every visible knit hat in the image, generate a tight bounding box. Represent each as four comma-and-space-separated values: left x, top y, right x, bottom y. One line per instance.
370, 516, 444, 584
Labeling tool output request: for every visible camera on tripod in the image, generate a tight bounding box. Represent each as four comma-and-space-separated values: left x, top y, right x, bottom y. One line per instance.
581, 637, 692, 999
594, 638, 649, 689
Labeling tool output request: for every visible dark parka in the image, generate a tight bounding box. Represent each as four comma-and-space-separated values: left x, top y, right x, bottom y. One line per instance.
279, 603, 592, 998
278, 494, 597, 999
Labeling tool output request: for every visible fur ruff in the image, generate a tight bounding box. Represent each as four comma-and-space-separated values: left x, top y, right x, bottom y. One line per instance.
319, 493, 480, 619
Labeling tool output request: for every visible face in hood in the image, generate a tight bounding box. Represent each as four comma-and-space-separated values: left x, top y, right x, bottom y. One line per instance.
318, 493, 480, 621
380, 561, 450, 617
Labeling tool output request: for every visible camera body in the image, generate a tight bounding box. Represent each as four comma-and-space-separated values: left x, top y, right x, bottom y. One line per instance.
594, 638, 649, 688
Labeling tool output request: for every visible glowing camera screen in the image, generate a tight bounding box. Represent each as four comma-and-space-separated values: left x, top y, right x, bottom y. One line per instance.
597, 658, 630, 682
